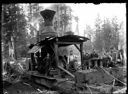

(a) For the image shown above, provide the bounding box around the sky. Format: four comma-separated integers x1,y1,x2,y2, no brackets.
66,3,126,35
40,3,126,36
21,3,126,37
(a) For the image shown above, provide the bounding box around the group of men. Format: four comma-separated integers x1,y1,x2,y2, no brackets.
59,50,79,72
59,48,125,72
29,47,124,76
83,48,124,69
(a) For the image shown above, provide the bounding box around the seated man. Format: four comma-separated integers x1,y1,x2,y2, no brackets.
90,50,99,68
83,53,90,69
91,49,98,58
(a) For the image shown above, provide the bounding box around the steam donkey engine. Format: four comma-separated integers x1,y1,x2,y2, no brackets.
28,9,89,93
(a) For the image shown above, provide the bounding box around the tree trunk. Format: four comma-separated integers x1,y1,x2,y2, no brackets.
64,7,66,33
1,5,4,59
9,38,15,60
13,36,17,60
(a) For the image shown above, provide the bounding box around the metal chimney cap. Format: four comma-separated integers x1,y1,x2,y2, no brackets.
40,9,56,20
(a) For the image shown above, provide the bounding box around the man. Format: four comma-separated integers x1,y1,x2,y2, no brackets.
38,53,50,75
67,50,77,72
117,50,123,66
111,48,118,65
91,49,98,58
83,52,90,69
90,49,98,68
30,53,36,71
106,51,113,67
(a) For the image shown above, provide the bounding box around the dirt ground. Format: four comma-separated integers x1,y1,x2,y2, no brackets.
3,78,59,94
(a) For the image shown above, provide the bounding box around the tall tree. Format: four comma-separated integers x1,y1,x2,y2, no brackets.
93,16,123,53
74,16,79,35
111,17,122,50
102,17,122,51
83,25,94,53
93,14,103,52
2,4,27,59
51,4,72,36
102,18,113,52
27,3,44,42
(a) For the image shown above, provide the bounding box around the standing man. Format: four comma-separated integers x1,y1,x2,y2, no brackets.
83,52,90,69
117,49,123,65
111,48,118,65
37,53,50,75
67,50,77,72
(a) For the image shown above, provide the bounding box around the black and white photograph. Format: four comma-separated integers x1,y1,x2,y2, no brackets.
2,3,126,94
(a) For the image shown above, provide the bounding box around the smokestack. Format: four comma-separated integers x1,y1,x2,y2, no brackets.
40,9,58,39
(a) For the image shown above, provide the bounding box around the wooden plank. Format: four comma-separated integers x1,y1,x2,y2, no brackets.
88,85,113,93
100,67,127,86
30,74,56,81
113,87,126,94
80,43,84,70
54,43,59,67
74,44,80,52
28,46,42,53
57,41,81,45
58,66,75,78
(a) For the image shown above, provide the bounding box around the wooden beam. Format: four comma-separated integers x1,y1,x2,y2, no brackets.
80,43,84,70
54,43,59,67
58,66,75,78
74,44,80,52
113,87,126,94
57,42,81,45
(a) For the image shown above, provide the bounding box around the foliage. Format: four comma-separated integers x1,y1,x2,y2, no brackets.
51,4,72,35
2,4,28,59
27,3,40,36
102,19,112,51
50,4,72,54
93,15,123,53
93,15,103,52
27,3,44,42
83,25,94,53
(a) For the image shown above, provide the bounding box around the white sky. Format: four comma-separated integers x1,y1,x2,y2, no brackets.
66,3,126,35
21,3,126,36
39,3,126,36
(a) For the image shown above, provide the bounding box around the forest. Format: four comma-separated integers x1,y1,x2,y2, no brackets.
1,3,126,63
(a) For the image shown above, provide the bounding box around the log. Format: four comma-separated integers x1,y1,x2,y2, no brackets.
113,87,126,94
58,66,75,78
88,85,113,93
